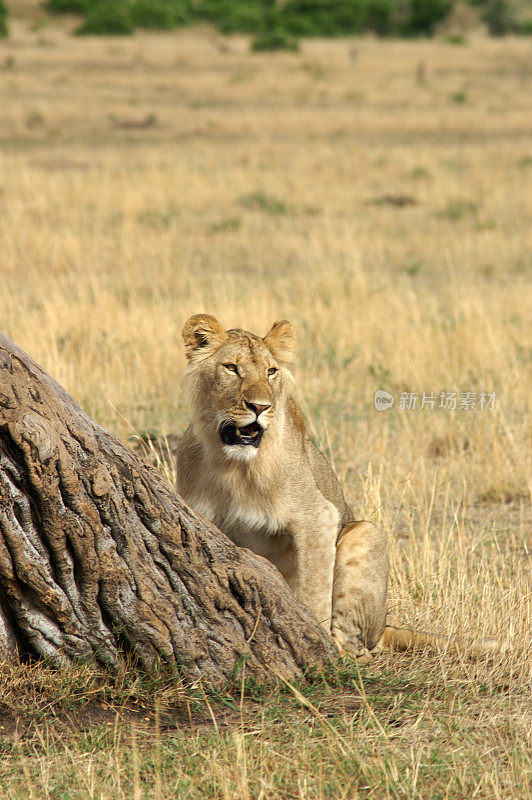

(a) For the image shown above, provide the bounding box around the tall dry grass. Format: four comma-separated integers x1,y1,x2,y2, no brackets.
0,10,530,798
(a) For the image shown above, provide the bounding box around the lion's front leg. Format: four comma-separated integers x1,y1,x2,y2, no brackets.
290,502,339,631
331,521,389,658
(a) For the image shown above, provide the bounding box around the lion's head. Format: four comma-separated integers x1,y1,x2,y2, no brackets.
182,314,295,461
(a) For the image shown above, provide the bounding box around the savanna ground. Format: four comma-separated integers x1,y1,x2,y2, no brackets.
0,2,531,797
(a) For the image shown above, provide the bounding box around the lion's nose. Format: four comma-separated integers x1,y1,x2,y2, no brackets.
244,401,271,417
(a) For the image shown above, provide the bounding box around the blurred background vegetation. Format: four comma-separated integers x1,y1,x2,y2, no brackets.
2,0,531,43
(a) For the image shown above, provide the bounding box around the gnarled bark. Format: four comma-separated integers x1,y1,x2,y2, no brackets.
0,333,336,686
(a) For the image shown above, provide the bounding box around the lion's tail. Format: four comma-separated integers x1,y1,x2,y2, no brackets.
378,625,507,659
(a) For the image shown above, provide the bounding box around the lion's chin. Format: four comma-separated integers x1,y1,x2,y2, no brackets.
222,445,259,462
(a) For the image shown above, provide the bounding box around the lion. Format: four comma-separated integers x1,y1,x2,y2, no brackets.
174,313,501,661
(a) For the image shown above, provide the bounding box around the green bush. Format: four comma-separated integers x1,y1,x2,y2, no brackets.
251,29,300,51
130,0,175,29
75,1,135,35
280,0,368,36
130,0,193,29
168,0,194,26
515,19,532,34
46,0,528,41
196,0,452,38
47,0,89,13
364,0,394,35
0,0,7,37
195,0,276,34
400,0,453,36
481,0,515,34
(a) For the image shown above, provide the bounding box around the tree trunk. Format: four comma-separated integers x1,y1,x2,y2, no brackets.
0,333,336,687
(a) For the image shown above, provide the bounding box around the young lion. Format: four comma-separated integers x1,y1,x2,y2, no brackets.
174,314,501,660
175,313,388,660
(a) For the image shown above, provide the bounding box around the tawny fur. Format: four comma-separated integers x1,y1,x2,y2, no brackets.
175,314,502,660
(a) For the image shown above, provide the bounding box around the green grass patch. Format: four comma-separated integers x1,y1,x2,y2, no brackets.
207,216,242,233
251,29,300,52
445,33,466,43
450,90,467,103
0,656,529,799
437,199,479,220
403,260,423,275
238,190,288,215
517,155,532,168
137,204,180,229
409,166,432,179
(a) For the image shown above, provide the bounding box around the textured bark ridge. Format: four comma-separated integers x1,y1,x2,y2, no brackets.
0,333,336,686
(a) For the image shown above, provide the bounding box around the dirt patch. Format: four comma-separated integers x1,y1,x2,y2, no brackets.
0,696,272,743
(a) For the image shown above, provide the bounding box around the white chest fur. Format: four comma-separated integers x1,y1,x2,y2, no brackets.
191,485,282,541
186,468,291,558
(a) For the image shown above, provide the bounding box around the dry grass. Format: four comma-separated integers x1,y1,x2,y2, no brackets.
0,5,531,798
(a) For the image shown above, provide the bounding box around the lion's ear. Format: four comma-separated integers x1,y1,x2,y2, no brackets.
182,314,227,360
263,320,295,366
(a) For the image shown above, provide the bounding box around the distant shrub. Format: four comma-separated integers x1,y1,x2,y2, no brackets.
168,0,194,26
195,0,276,34
75,1,134,35
400,0,453,36
251,29,299,51
481,0,515,34
45,0,528,40
280,0,369,36
130,0,176,29
364,0,395,34
130,0,193,29
515,18,532,34
47,0,89,13
197,0,453,38
278,0,433,38
0,0,8,37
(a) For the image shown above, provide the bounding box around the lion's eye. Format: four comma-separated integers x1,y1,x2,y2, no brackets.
268,367,277,377
224,363,239,374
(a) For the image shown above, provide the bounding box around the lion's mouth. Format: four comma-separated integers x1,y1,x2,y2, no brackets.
220,420,264,448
